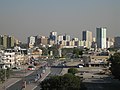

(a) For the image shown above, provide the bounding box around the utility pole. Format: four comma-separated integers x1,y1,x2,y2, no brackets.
4,68,6,90
22,55,26,89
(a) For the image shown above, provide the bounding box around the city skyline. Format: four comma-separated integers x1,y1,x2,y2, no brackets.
0,0,120,42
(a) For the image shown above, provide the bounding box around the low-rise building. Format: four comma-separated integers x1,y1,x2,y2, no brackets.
1,52,15,69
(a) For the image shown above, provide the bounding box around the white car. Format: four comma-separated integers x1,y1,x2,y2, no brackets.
77,64,84,68
78,65,83,68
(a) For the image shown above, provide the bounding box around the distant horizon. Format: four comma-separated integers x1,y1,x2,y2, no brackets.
0,0,120,42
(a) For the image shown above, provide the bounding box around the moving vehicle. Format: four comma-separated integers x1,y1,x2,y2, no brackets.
27,65,36,70
77,64,84,68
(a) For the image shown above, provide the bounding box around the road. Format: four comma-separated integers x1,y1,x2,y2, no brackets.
33,60,63,90
7,59,63,90
34,67,63,90
7,66,44,90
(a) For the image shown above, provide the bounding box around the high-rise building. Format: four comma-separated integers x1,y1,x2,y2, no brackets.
7,36,15,48
49,31,57,44
82,31,92,42
3,35,7,48
63,34,71,41
0,35,15,48
114,37,120,48
106,37,114,48
82,31,93,48
96,27,107,49
28,36,37,48
0,35,7,48
39,36,48,46
0,35,3,46
57,35,64,44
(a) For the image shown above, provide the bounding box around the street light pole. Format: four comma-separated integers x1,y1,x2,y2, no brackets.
4,68,6,90
22,55,26,89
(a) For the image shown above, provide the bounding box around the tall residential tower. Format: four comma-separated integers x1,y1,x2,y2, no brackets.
82,30,93,48
82,30,92,42
96,27,107,49
49,31,57,44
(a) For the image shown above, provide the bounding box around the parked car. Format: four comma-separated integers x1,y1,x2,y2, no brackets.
27,65,36,70
77,64,84,68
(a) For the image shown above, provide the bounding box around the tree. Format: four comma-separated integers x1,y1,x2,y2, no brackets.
48,45,59,57
0,68,11,83
73,48,80,58
41,47,48,56
79,50,83,58
61,48,73,58
40,73,83,90
61,73,81,90
6,68,11,79
0,69,5,83
110,52,120,79
68,68,78,75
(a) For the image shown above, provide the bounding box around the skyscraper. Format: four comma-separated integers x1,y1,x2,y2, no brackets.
82,31,92,42
0,35,15,48
57,35,64,44
0,35,3,46
96,27,107,49
114,37,120,48
39,36,48,46
49,31,57,44
63,34,71,41
82,31,93,48
7,36,15,48
3,35,7,48
28,36,37,48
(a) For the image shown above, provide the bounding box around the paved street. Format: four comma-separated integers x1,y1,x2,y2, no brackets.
6,67,43,90
33,61,63,90
0,59,62,90
0,62,46,90
0,65,34,90
25,67,51,90
33,67,63,90
1,60,120,90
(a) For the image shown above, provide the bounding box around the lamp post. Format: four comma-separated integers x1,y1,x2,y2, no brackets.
22,55,26,89
4,68,6,90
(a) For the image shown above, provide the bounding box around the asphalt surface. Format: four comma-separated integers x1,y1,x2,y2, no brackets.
6,66,44,90
34,67,63,90
33,61,64,90
6,60,50,90
7,59,63,90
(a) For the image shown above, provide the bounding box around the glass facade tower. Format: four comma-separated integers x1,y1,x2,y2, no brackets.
96,27,107,49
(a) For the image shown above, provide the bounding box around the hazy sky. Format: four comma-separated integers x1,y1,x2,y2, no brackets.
0,0,120,42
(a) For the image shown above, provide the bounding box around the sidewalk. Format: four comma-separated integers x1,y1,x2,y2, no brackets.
0,64,41,90
25,67,51,90
0,78,21,90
